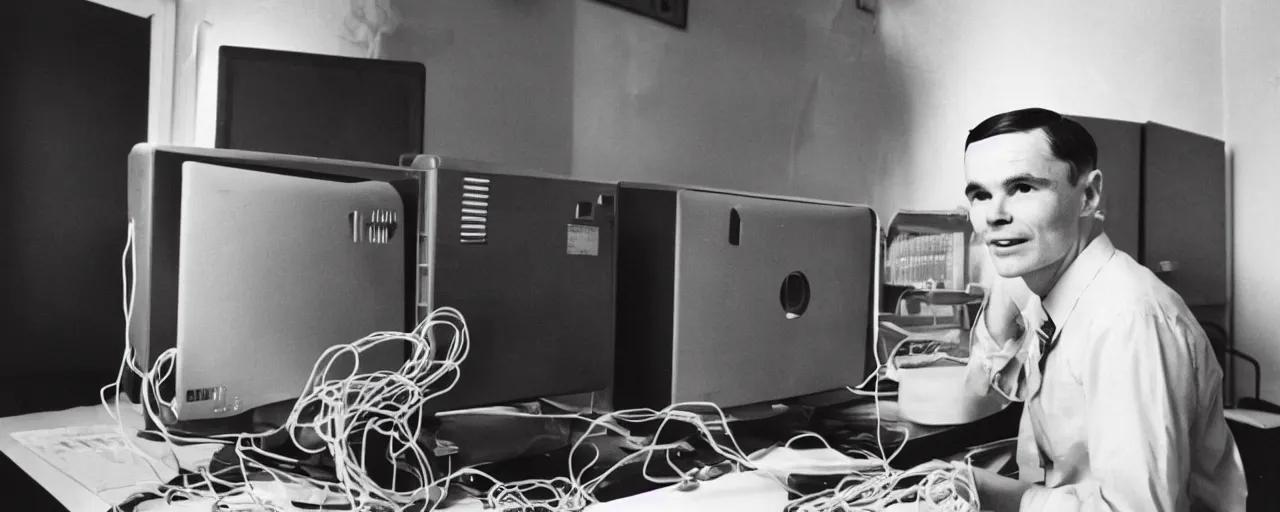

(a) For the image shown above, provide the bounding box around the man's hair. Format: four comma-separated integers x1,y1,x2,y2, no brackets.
965,108,1098,185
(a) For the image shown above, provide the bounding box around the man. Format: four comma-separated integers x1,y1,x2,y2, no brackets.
958,108,1247,511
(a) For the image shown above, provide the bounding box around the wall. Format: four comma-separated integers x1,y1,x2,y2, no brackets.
170,0,575,175
573,0,904,214
573,0,1224,224
384,0,575,174
1224,0,1280,401
171,0,369,146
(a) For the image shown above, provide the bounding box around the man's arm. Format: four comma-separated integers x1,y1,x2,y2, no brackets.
1016,310,1196,511
965,281,1034,401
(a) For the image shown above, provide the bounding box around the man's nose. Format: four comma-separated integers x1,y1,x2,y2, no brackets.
985,197,1011,226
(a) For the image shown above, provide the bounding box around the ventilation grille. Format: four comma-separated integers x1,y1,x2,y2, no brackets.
460,176,490,244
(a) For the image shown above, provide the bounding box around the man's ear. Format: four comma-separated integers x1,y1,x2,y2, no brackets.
1079,169,1103,218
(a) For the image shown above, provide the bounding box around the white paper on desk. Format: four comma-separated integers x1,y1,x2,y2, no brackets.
748,446,885,477
10,425,178,500
587,471,790,512
1224,408,1280,429
135,479,343,512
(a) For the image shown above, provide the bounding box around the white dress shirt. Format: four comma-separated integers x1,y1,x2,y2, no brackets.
966,233,1248,511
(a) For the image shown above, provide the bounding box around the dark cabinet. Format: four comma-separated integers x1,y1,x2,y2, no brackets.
1072,117,1143,262
1142,123,1228,307
2,0,150,415
1071,116,1228,307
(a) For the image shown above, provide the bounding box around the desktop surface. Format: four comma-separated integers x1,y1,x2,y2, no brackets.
0,396,1019,512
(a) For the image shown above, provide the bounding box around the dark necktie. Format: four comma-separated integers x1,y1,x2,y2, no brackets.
1037,313,1058,377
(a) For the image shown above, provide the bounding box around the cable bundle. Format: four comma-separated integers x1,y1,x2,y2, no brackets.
106,220,471,511
783,460,980,512
430,402,765,511
283,308,469,509
105,219,987,512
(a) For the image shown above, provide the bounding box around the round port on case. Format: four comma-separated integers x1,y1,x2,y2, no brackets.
779,271,810,319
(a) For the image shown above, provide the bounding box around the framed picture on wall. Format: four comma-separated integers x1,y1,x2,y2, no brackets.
592,0,688,29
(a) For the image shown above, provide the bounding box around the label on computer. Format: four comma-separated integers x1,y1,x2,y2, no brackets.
185,386,224,403
567,224,599,256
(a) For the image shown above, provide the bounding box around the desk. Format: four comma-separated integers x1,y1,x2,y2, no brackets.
1,399,1014,511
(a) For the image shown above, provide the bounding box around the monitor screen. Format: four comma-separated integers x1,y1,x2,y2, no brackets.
215,46,425,166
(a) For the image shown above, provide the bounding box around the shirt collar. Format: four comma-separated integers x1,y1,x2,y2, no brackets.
1041,233,1117,327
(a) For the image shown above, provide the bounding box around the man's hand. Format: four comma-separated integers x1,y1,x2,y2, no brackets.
983,277,1030,345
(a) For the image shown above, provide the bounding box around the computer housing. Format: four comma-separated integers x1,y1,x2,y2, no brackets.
126,145,617,425
612,182,879,412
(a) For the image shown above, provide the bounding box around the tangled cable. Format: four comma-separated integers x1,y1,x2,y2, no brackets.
104,219,986,512
105,219,471,511
784,460,979,512
430,401,768,510
283,308,470,509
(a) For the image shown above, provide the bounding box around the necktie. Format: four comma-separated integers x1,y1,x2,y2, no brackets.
1037,312,1058,377
1033,311,1058,470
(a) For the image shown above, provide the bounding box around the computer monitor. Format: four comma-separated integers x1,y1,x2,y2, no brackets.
215,46,425,166
612,183,879,411
127,146,617,426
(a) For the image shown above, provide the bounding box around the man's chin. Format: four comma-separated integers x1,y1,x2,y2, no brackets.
991,262,1032,279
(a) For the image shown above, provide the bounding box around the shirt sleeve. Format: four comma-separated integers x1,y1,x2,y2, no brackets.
965,300,1034,402
1018,310,1196,512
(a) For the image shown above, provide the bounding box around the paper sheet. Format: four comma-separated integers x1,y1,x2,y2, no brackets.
10,425,179,504
748,446,886,477
1224,408,1280,429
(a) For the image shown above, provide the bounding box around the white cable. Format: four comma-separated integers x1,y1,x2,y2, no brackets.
106,218,983,512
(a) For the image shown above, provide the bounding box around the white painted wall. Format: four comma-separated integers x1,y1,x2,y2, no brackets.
384,0,575,174
1224,0,1280,402
573,0,899,212
877,0,1223,216
573,0,1224,223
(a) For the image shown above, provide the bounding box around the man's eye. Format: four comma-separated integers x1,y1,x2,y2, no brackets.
970,192,991,202
1012,183,1034,194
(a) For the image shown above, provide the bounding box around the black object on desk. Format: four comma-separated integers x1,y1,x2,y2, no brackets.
809,398,1023,471
778,400,1021,509
1,451,68,510
784,470,928,509
450,432,738,504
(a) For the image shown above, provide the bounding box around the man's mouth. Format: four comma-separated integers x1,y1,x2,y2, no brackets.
989,239,1028,248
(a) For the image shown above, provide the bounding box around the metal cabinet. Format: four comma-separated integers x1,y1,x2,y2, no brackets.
1071,116,1228,307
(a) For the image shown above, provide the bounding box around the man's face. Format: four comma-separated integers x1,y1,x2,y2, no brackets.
964,130,1084,279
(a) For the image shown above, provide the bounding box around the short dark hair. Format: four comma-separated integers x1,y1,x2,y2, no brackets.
965,108,1097,185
